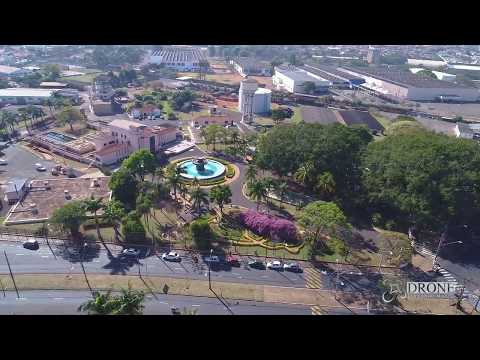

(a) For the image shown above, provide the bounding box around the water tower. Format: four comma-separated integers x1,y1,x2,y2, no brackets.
239,78,258,123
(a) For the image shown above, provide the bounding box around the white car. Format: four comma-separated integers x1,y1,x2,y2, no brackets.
162,251,181,262
0,159,7,165
35,163,46,171
266,260,284,270
122,248,140,257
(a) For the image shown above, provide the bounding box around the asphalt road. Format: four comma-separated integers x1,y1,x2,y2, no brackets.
0,290,311,315
0,240,309,288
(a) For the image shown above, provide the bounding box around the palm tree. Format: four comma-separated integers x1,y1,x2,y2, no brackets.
83,195,104,241
189,187,209,214
77,290,116,315
191,176,200,188
315,171,336,199
245,165,258,185
230,130,240,149
247,180,267,210
209,185,232,217
166,173,181,200
1,111,17,137
78,285,145,315
17,108,30,134
294,161,314,188
276,181,289,204
102,200,125,243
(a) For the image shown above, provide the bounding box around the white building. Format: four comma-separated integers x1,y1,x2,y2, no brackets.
130,104,162,119
93,119,177,165
273,66,332,93
230,58,272,77
407,58,447,69
3,178,28,205
0,88,61,105
238,87,271,114
149,47,206,72
0,65,31,79
340,66,479,102
409,68,456,82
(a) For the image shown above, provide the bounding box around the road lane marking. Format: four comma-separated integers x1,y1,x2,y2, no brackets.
158,301,169,305
53,298,64,300
192,305,200,307
41,256,49,258
15,254,25,256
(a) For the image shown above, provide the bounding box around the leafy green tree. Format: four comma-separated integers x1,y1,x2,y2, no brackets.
136,193,153,226
42,64,61,81
362,130,480,233
102,200,126,242
166,173,181,200
298,201,349,249
294,161,315,188
122,149,156,182
276,181,289,204
417,69,437,79
109,167,139,209
209,185,232,216
56,106,84,132
271,108,287,126
77,290,117,315
202,124,223,151
302,81,316,95
50,201,87,240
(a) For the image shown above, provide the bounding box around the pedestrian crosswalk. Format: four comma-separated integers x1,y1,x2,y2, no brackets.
311,306,324,315
304,267,323,289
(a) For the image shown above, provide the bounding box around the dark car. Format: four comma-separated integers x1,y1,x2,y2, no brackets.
227,255,241,267
248,260,266,270
23,239,39,250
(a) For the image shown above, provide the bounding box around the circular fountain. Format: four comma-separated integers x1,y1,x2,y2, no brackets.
177,157,226,181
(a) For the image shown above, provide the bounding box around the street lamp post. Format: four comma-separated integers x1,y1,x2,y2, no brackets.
208,249,213,290
433,238,463,270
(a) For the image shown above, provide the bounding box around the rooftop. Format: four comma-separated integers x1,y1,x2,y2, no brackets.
301,106,339,125
96,143,128,156
0,65,21,74
4,178,27,193
109,119,147,131
40,82,68,87
0,88,58,98
302,63,365,82
337,110,384,132
275,66,325,83
4,177,111,224
151,47,205,63
341,66,474,89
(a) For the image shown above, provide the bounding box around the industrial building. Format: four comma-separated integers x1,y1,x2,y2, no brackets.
149,47,206,72
230,58,272,77
0,65,31,79
239,85,271,114
409,68,456,82
454,122,480,140
0,88,68,105
300,64,365,88
339,66,479,102
272,66,332,93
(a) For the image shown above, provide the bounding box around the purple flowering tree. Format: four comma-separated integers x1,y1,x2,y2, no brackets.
239,210,297,243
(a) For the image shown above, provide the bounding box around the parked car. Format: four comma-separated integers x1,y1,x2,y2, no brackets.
122,248,140,257
226,255,240,267
283,262,302,272
23,239,39,250
266,260,284,270
205,255,220,264
0,159,7,165
35,163,46,172
248,259,266,270
162,251,181,262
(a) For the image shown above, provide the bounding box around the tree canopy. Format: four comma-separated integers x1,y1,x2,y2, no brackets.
109,167,139,209
50,201,87,239
255,123,372,207
362,130,480,232
122,149,156,181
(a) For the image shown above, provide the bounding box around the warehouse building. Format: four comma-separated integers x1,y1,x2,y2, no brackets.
300,64,365,88
339,66,479,102
272,66,332,93
230,58,272,77
0,65,31,79
0,88,61,105
149,47,207,72
409,68,456,82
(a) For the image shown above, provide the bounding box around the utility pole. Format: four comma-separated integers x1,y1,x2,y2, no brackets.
208,249,213,291
433,225,448,268
4,251,19,299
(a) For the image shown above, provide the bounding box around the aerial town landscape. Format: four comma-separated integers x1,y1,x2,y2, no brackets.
0,44,479,315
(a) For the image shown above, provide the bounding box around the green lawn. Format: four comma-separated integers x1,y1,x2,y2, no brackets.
59,73,101,84
291,106,303,124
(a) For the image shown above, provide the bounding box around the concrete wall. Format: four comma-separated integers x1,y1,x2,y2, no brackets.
407,87,479,102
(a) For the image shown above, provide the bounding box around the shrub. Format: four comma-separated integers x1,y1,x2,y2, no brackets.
190,217,213,249
384,220,396,231
238,210,297,243
372,213,383,227
121,211,146,244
